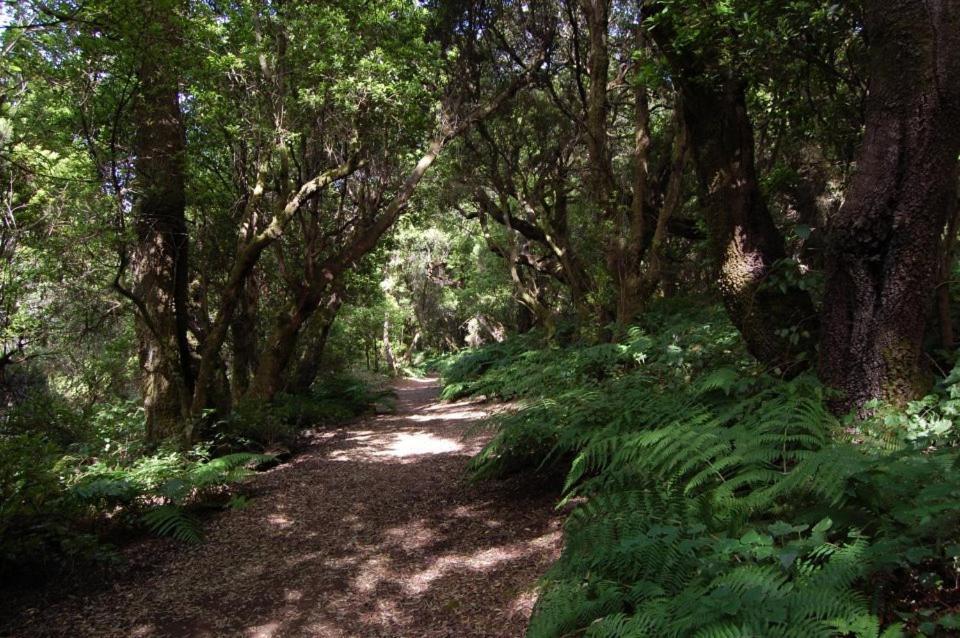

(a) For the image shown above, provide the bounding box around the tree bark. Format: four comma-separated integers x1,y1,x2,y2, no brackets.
129,1,192,442
650,9,817,369
286,292,342,395
684,77,816,370
229,275,260,401
634,113,688,307
383,314,396,373
580,0,615,213
819,0,960,412
188,156,361,418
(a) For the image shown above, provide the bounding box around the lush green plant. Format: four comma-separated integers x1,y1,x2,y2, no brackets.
69,449,272,543
0,433,98,579
444,302,960,636
0,396,273,579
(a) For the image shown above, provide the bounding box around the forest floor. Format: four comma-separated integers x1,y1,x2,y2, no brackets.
4,378,563,638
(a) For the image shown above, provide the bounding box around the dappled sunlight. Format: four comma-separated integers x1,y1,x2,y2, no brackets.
383,520,437,550
325,430,470,462
509,587,541,618
245,620,281,638
408,408,487,423
353,556,392,592
378,432,463,457
402,530,563,595
266,514,294,529
449,503,484,519
18,377,563,638
405,376,440,385
358,599,411,630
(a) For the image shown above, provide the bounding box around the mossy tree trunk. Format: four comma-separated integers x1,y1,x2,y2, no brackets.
680,76,817,370
650,8,817,370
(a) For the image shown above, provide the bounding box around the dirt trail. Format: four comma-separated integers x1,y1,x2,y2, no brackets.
7,378,562,638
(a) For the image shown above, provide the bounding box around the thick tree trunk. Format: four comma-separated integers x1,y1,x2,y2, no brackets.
245,285,324,401
678,75,816,369
651,7,817,371
819,0,960,413
937,205,960,352
130,1,192,442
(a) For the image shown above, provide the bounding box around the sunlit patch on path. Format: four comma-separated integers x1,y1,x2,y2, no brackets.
14,378,563,638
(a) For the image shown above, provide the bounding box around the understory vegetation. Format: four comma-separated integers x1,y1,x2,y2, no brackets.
0,371,389,583
441,303,960,636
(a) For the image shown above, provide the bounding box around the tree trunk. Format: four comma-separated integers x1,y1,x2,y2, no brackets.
581,0,615,213
677,75,816,369
651,7,817,371
383,314,396,373
229,276,260,401
129,1,192,442
819,0,960,413
633,114,688,309
245,284,324,401
287,294,342,395
937,204,960,352
403,329,422,365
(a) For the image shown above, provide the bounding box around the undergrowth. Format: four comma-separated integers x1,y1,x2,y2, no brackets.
443,301,960,637
0,372,389,583
217,373,395,450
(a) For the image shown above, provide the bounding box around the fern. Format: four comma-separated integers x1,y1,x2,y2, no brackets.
443,303,960,635
141,505,203,543
71,451,271,543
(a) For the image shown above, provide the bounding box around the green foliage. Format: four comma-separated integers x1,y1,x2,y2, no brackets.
141,505,202,544
443,301,960,636
0,433,90,576
70,449,272,543
218,374,395,449
0,391,272,578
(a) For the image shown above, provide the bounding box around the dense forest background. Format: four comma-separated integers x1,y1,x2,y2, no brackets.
3,0,960,635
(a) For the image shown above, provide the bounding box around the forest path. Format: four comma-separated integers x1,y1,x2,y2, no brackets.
13,378,562,638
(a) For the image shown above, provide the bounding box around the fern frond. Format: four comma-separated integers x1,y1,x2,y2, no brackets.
141,504,203,543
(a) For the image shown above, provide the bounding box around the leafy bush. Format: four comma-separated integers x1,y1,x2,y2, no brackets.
0,433,97,579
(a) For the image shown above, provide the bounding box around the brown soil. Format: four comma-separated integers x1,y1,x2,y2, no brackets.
4,379,562,638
